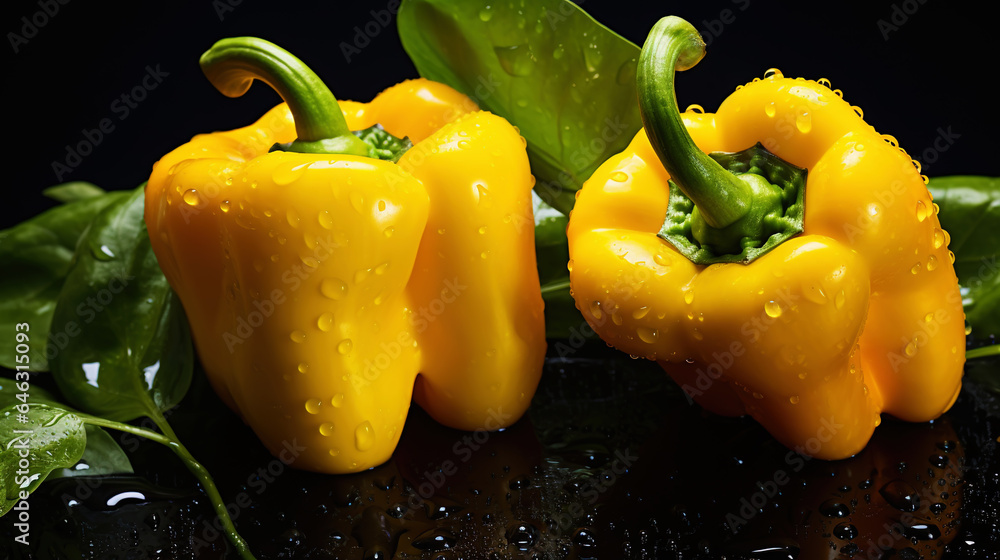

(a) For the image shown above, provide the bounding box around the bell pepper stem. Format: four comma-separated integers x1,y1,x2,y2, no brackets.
199,37,370,157
637,17,752,228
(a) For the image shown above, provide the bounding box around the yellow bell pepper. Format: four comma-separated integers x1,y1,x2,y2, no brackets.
567,18,964,460
144,37,545,473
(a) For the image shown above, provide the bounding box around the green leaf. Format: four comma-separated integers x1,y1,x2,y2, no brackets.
531,193,588,338
42,182,107,203
0,191,130,371
0,379,133,478
47,425,133,479
0,404,86,516
49,187,193,422
927,176,1000,337
353,124,414,162
398,0,642,214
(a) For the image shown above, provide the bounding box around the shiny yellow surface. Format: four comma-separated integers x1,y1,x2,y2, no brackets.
145,79,545,473
567,75,965,460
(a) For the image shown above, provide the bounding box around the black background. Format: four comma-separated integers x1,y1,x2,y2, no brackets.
2,0,998,229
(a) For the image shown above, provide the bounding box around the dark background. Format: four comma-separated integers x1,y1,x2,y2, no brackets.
2,0,997,229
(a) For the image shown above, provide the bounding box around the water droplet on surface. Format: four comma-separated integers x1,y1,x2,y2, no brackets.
318,210,334,229
317,313,334,332
789,395,800,404
182,190,200,206
637,327,658,344
220,200,230,213
833,522,858,540
286,209,300,228
632,306,650,319
478,5,493,21
764,102,776,117
880,480,921,511
331,394,344,407
328,448,340,457
610,171,629,182
355,421,375,451
764,300,783,318
795,111,812,133
273,163,306,185
933,228,945,248
494,44,536,77
926,255,938,271
321,278,348,300
904,339,918,357
819,499,851,517
319,423,334,436
904,523,941,541
506,523,539,550
337,339,353,355
350,192,364,213
763,67,783,79
297,362,309,373
301,255,320,268
290,331,306,343
589,300,603,319
916,200,928,222
305,399,321,414
752,392,764,400
683,290,694,305
910,262,921,275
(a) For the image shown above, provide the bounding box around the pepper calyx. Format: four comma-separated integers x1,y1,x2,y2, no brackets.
270,124,414,163
658,143,806,264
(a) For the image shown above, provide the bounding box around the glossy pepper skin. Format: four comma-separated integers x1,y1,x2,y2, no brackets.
567,18,964,460
145,39,545,473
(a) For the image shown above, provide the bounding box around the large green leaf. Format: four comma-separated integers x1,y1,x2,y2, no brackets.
398,0,642,214
0,404,86,516
49,187,193,422
928,176,1000,337
0,191,130,371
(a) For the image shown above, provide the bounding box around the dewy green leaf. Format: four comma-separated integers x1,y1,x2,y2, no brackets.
0,191,129,371
0,380,133,479
532,193,587,338
42,182,108,203
398,0,642,214
928,176,1000,337
0,404,86,516
47,425,133,479
49,186,193,422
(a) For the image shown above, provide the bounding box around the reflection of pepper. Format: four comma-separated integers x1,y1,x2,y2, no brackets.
566,18,964,460
144,38,545,473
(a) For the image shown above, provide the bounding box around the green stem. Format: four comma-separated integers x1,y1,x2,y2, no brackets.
145,405,256,560
199,37,370,157
540,279,571,295
637,17,751,228
967,344,1000,360
77,415,171,446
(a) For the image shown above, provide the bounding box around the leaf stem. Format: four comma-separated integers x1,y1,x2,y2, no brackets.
540,279,571,295
145,405,257,560
77,415,172,446
967,344,1000,360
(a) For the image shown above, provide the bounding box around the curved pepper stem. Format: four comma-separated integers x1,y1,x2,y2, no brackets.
200,37,371,157
637,17,753,228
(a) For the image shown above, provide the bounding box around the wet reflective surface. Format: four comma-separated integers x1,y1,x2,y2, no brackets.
4,344,999,559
